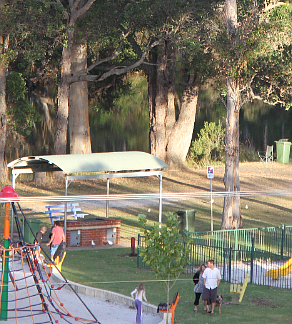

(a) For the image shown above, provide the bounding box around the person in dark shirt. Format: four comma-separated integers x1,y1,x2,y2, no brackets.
35,226,47,262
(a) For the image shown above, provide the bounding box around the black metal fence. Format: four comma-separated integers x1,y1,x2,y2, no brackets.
137,226,292,289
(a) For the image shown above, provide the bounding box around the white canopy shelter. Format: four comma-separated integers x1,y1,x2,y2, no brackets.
8,152,168,235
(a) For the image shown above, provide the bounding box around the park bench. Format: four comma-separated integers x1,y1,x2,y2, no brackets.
230,273,249,303
157,292,179,324
45,203,88,224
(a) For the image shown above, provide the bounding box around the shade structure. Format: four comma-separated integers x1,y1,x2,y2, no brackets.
8,151,168,176
8,152,168,236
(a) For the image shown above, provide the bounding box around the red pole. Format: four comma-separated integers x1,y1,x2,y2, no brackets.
0,186,18,321
131,237,135,255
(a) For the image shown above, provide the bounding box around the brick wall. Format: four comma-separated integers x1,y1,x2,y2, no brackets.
59,218,121,246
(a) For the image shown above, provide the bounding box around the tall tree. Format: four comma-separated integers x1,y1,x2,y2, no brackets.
0,0,9,181
0,0,63,182
147,40,201,167
218,0,292,228
127,1,217,167
54,0,96,155
222,0,242,229
69,37,91,154
54,0,167,155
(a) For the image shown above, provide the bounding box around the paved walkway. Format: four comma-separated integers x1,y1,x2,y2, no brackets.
2,256,163,324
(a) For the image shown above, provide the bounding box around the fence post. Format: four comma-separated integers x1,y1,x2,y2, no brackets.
235,227,238,262
229,248,232,282
223,248,226,281
250,236,254,284
281,224,285,259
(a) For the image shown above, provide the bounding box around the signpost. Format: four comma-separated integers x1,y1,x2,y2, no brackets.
207,166,214,232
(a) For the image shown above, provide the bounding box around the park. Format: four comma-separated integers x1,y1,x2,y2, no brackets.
1,159,292,323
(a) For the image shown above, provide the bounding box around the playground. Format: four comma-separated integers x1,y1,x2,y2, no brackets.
1,259,161,324
1,160,292,323
0,197,162,323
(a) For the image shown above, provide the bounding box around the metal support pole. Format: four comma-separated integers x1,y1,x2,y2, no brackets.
159,174,162,227
11,174,16,240
210,178,213,232
106,177,109,218
1,203,11,321
64,179,68,242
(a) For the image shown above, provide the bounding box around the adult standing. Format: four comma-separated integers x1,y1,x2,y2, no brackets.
202,259,221,316
131,283,149,324
193,263,207,312
46,221,65,261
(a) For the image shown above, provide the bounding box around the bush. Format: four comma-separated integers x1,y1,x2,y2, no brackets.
239,142,258,162
189,121,225,166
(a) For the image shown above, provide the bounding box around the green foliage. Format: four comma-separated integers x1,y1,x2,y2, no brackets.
247,4,292,109
6,72,40,136
189,121,225,166
138,213,191,288
239,142,258,162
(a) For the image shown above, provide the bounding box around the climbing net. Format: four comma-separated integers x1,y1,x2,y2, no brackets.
0,242,99,324
0,202,100,324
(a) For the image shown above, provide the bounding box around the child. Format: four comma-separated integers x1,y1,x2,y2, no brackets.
34,226,47,262
131,283,149,324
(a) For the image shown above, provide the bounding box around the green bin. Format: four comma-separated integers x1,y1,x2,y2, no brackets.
20,218,41,243
275,139,291,164
176,210,196,233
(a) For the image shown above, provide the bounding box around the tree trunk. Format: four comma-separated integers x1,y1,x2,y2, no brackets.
0,21,9,182
0,62,8,182
54,0,95,156
221,0,242,229
166,84,199,168
69,39,91,154
166,277,170,324
54,41,71,155
149,43,169,161
148,41,198,167
221,77,242,229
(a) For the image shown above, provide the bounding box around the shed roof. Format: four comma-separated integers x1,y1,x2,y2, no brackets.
8,151,168,175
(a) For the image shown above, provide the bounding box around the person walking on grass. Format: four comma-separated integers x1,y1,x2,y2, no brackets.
131,283,149,324
202,259,221,316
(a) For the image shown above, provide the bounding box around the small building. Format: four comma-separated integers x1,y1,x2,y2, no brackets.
59,217,121,247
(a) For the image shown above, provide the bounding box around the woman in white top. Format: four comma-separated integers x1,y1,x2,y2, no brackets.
131,283,149,323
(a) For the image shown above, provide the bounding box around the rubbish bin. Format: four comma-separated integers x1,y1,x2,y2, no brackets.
275,139,291,163
176,210,196,233
20,218,41,243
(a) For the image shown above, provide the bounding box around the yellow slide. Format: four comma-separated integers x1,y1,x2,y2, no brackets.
265,257,292,280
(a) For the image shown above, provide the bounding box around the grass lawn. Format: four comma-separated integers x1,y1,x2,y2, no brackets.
57,248,292,324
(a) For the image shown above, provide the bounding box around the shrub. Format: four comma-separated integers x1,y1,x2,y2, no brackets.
189,121,225,166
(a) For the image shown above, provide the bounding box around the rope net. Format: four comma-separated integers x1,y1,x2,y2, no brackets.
0,203,99,324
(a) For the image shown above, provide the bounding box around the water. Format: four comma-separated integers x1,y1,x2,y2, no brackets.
195,86,292,153
6,79,292,162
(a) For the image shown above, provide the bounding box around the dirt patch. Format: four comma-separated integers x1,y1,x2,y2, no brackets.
249,297,283,308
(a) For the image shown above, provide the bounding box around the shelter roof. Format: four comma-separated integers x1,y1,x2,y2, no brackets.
7,151,168,175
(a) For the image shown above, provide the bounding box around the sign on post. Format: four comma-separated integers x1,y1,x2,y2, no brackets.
207,166,214,179
207,166,214,232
